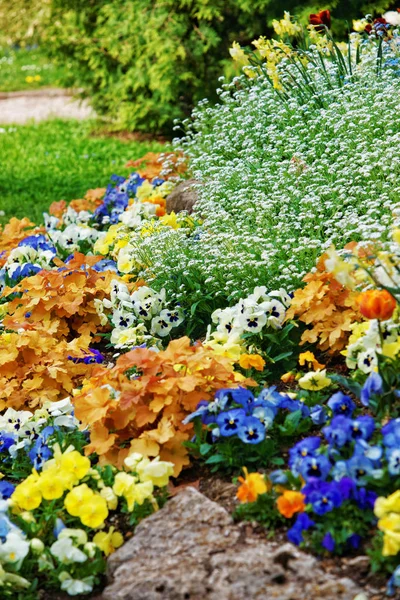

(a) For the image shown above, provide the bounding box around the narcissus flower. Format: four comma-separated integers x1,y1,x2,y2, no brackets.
236,467,269,503
276,490,306,518
358,289,396,321
239,353,266,371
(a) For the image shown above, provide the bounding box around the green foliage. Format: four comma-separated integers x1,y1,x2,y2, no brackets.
0,47,69,92
0,119,164,226
233,490,286,530
0,0,394,132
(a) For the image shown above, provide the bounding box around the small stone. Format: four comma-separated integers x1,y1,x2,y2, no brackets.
165,179,199,214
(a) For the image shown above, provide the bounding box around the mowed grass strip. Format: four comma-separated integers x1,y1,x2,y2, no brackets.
0,119,165,225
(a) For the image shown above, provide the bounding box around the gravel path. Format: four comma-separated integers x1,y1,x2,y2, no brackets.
0,88,95,124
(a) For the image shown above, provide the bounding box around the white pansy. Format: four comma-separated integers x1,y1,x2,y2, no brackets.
59,571,94,596
50,537,88,564
0,531,30,567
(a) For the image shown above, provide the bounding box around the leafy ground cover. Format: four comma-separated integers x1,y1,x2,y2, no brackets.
0,47,68,92
0,119,165,225
1,8,400,600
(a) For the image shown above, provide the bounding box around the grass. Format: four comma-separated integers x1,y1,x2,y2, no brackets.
0,46,69,92
0,119,165,225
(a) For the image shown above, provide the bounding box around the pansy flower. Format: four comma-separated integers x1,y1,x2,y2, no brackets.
299,454,331,481
360,371,383,407
287,513,315,546
237,416,266,444
323,416,352,448
289,437,321,475
349,415,375,442
216,409,246,437
303,480,342,515
327,392,355,417
346,455,382,486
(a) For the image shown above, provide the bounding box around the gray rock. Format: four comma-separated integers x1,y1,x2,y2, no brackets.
101,487,362,600
165,179,199,214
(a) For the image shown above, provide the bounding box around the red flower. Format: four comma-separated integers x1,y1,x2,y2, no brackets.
365,18,388,35
309,10,331,31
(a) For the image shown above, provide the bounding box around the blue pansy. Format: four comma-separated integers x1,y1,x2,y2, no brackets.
10,263,42,280
279,396,310,417
382,418,400,447
310,404,327,425
225,387,255,412
327,392,355,417
386,447,400,476
18,234,56,255
152,177,165,187
237,416,266,444
387,565,400,597
353,439,382,463
322,532,335,552
182,400,210,425
289,437,321,475
353,487,377,510
349,415,375,441
252,404,275,429
287,513,315,546
216,409,246,437
54,518,66,538
360,371,383,406
29,439,53,470
323,416,352,448
0,432,15,452
269,470,288,485
346,455,379,486
304,480,342,515
93,259,119,273
0,481,15,499
257,386,283,407
299,455,331,481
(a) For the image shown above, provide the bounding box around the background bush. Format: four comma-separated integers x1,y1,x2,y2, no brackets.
0,0,396,133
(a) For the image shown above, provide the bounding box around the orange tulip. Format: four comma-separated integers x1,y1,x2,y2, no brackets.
236,467,269,503
276,490,305,518
358,289,396,321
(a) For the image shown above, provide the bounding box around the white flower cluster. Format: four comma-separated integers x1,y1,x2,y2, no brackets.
129,38,400,308
205,286,291,357
96,280,185,350
48,223,101,254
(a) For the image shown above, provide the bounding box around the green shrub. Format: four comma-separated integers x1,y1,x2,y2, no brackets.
0,0,396,132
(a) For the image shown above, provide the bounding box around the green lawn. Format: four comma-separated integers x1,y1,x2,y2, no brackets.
0,119,165,225
0,47,68,92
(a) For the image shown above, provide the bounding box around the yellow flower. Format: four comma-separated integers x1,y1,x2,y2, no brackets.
298,351,325,371
239,353,266,371
159,212,180,229
298,369,331,391
60,451,91,483
113,472,137,497
93,527,124,556
64,484,94,517
375,491,400,518
37,472,65,500
99,486,118,510
136,180,154,201
378,513,400,556
229,42,249,65
353,19,366,32
12,474,42,511
135,456,174,488
79,495,108,528
25,75,34,83
272,12,302,37
236,467,269,503
124,481,154,511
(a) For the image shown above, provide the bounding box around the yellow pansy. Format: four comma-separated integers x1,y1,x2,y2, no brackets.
60,451,91,483
298,369,331,391
93,527,124,556
79,495,108,528
64,484,94,517
37,472,65,500
375,491,400,518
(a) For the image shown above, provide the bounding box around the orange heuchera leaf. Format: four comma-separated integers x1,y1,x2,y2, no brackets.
125,151,187,180
73,337,255,475
49,200,67,217
0,217,45,254
286,256,362,354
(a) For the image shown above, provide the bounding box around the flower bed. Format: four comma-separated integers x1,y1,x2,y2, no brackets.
1,9,400,599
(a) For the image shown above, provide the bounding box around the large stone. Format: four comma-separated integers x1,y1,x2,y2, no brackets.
100,487,362,600
165,179,199,214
